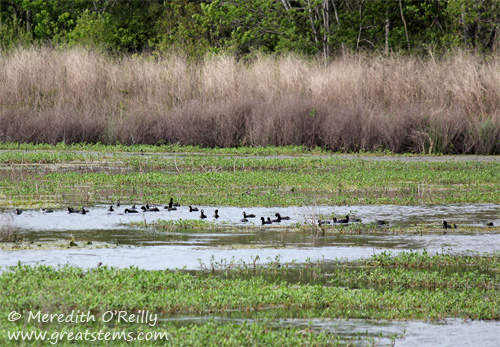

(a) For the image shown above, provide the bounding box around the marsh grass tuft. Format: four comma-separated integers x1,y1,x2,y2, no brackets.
0,213,18,242
130,218,218,232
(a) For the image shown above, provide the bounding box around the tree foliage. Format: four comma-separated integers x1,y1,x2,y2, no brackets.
1,0,500,56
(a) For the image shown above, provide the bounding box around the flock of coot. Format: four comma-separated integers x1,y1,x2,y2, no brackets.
11,200,496,228
11,198,292,226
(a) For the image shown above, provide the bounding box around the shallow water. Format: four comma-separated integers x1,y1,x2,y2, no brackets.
1,204,499,270
2,230,500,271
164,313,500,347
0,245,395,270
5,203,500,231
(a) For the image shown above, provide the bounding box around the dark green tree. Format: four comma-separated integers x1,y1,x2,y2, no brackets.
199,0,314,56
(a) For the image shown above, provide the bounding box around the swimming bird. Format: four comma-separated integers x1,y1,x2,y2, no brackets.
243,212,256,218
318,220,331,226
15,208,22,215
200,209,207,219
275,213,290,220
169,197,180,207
271,216,281,222
116,200,120,207
334,215,349,224
376,220,388,226
78,207,88,214
241,217,249,223
68,207,79,213
213,209,219,219
141,206,159,212
443,221,456,229
166,198,179,210
40,208,53,213
261,217,272,225
124,208,139,213
131,204,136,209
189,206,199,212
108,206,114,212
486,222,494,226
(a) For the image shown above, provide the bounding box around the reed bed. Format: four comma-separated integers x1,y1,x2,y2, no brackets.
1,47,500,154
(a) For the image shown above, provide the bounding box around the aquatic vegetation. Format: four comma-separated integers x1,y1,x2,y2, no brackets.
0,251,498,345
0,318,349,346
0,151,98,164
0,252,498,319
292,219,500,235
130,219,218,232
2,151,500,207
0,142,327,156
365,250,500,271
0,240,118,251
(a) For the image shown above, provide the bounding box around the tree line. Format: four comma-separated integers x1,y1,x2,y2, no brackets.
1,0,499,57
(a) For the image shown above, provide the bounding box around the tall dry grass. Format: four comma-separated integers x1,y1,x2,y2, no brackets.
1,47,500,153
0,213,17,242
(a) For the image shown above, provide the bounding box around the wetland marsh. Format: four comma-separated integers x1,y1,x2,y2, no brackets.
1,144,499,346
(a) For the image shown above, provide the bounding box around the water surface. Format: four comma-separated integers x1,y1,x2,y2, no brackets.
1,204,499,270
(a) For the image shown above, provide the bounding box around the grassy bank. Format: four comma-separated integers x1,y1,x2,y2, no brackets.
0,251,498,346
2,48,500,154
1,147,500,207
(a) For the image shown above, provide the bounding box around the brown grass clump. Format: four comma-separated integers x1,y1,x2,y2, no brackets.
1,47,500,154
0,213,18,242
